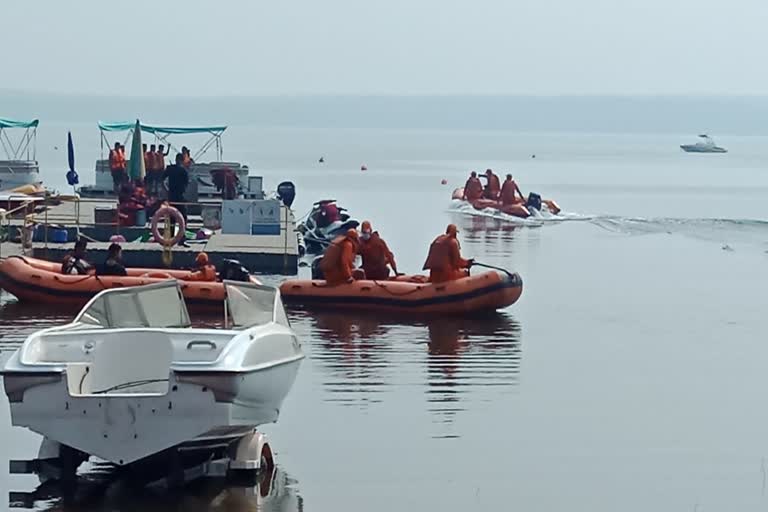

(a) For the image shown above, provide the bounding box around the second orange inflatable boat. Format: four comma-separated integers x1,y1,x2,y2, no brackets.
0,256,260,309
279,270,523,315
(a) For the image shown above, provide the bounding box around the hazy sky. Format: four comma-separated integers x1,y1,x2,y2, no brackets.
4,0,767,96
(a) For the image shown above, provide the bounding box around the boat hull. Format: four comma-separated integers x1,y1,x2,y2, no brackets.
680,144,727,153
451,188,561,217
280,270,523,315
2,360,302,465
0,256,260,309
0,160,41,190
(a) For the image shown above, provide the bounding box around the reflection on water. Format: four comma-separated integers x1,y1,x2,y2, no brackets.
0,294,72,353
8,466,302,511
292,310,522,437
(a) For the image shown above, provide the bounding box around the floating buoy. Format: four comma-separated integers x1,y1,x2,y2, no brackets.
441,179,448,185
531,154,536,159
361,164,367,171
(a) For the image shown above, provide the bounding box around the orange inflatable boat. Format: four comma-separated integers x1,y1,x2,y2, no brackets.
452,188,561,218
0,256,260,309
279,270,522,315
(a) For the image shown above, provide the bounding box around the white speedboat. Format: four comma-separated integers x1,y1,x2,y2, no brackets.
680,134,727,153
0,118,42,189
1,280,303,482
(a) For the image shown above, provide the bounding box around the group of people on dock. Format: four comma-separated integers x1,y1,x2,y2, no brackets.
462,168,525,206
61,239,215,281
108,141,193,228
317,221,473,285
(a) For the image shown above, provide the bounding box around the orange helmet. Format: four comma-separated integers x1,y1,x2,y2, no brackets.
196,252,209,265
446,224,459,236
361,221,372,233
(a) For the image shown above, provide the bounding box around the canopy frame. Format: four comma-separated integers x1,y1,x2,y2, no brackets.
0,124,37,161
98,121,226,162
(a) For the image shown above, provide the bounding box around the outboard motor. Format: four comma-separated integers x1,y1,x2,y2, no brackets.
311,256,325,280
526,192,542,211
218,259,251,282
276,181,296,208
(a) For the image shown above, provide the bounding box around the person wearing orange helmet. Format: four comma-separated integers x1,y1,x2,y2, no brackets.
462,171,483,201
358,220,399,280
320,228,360,285
184,252,217,281
422,224,473,283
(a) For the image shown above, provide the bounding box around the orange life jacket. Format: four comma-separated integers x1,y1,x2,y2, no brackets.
358,232,394,279
464,177,483,201
500,179,519,205
109,149,126,171
321,235,357,285
422,234,469,283
185,265,217,282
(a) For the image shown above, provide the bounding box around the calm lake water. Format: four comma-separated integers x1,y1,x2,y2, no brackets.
1,123,767,510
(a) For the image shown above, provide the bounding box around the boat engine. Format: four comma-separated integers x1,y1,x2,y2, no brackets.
526,192,542,211
276,181,296,208
218,259,251,282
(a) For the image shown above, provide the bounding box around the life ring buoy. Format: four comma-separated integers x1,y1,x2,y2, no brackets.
151,205,185,247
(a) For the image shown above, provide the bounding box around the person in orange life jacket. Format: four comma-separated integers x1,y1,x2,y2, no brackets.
462,171,483,201
482,169,501,200
320,229,359,285
184,252,217,282
358,221,399,280
109,142,127,192
500,174,525,205
422,224,473,283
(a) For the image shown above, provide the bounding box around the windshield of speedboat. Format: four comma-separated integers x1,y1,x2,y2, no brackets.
225,281,289,329
75,281,191,329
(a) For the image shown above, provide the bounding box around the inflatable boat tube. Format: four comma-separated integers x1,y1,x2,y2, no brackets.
279,270,522,315
0,256,260,309
451,187,560,218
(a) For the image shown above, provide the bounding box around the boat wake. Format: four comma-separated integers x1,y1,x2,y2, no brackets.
448,200,594,226
590,216,768,249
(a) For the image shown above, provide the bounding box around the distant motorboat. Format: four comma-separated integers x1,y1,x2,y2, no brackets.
680,134,727,153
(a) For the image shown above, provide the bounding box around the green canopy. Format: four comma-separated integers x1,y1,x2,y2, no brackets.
0,118,39,129
127,120,146,181
98,121,226,134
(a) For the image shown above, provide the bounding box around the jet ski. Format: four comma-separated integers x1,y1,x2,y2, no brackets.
297,200,359,254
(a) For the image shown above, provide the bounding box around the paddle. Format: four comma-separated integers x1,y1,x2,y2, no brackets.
470,261,515,278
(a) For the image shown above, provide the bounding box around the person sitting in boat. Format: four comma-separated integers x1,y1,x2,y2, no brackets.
184,252,217,282
462,171,483,201
482,169,501,200
320,229,360,285
61,239,93,275
500,174,525,206
109,142,127,193
422,224,473,283
358,221,399,280
97,243,127,276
